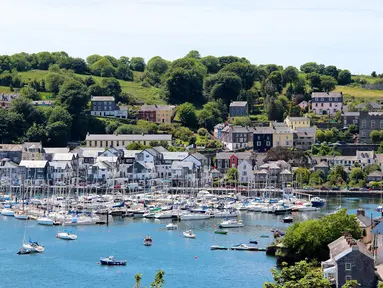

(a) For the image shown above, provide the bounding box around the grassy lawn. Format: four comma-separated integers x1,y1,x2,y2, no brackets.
0,86,11,93
334,85,383,100
17,70,164,104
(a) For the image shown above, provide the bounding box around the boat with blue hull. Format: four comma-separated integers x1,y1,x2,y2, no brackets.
99,256,127,266
311,197,326,207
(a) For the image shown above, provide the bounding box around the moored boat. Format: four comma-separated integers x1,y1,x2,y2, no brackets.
166,223,178,230
14,211,29,220
37,216,54,226
99,256,127,266
57,229,78,240
219,219,244,228
1,208,15,216
214,230,228,235
183,230,196,238
143,236,152,246
283,216,293,223
311,197,326,207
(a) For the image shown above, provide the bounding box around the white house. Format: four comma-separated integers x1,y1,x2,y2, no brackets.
237,160,254,183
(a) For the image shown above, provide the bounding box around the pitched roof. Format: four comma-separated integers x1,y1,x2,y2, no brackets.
49,161,70,169
356,101,381,109
254,127,274,134
171,161,194,170
328,234,373,260
315,161,329,168
216,152,234,160
312,92,342,98
91,96,115,101
80,148,104,158
285,116,309,122
151,146,168,153
191,152,207,160
43,148,69,154
140,104,175,111
19,160,48,168
85,134,172,141
342,112,360,117
357,214,372,227
0,144,22,152
162,152,189,161
52,153,76,161
367,171,383,177
229,101,247,107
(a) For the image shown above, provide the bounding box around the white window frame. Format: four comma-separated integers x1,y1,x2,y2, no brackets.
345,263,351,271
345,276,352,282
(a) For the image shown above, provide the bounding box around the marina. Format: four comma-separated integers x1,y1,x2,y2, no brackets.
1,191,382,287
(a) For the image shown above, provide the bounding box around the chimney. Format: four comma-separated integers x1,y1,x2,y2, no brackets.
356,208,365,217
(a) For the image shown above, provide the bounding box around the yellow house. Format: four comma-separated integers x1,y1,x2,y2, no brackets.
85,134,172,148
155,105,176,124
284,116,310,130
269,122,294,148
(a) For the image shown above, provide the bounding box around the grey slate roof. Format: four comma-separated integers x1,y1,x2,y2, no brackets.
85,134,172,141
357,214,372,227
229,101,247,107
356,102,381,109
312,92,342,98
91,96,115,101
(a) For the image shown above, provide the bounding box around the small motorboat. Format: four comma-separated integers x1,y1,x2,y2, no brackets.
260,234,269,238
14,211,28,220
377,205,383,212
231,244,250,251
166,223,178,230
144,236,152,246
57,230,78,240
283,216,293,223
99,256,127,266
311,197,326,207
210,245,228,250
183,230,196,238
219,219,244,228
214,230,228,235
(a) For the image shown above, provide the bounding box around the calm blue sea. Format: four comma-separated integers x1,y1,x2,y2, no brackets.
0,196,381,288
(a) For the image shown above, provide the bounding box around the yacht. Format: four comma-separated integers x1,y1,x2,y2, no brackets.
14,211,28,220
261,205,273,213
273,204,292,215
219,219,244,228
166,223,178,230
213,210,238,218
57,229,78,240
296,203,320,212
37,216,54,226
180,213,211,221
1,208,14,216
100,256,127,266
19,239,45,254
154,211,173,219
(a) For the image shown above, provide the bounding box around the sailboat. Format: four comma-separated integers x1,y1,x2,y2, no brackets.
14,185,28,220
18,212,44,254
56,189,77,240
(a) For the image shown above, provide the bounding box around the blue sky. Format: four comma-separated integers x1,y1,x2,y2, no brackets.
1,0,382,74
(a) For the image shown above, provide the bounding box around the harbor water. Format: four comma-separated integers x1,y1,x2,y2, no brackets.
0,196,382,288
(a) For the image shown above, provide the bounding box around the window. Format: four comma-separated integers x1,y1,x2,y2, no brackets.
371,120,375,128
362,131,366,137
329,103,332,107
321,103,324,107
362,120,367,128
380,120,383,129
266,141,270,146
329,97,332,101
345,263,351,271
345,276,352,282
257,141,261,146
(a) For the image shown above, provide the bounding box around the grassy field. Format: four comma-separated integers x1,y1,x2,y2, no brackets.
0,86,11,93
334,85,383,100
17,70,165,104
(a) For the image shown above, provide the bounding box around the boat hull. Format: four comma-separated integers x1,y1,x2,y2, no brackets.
100,260,127,266
14,214,29,220
311,201,325,208
57,233,77,240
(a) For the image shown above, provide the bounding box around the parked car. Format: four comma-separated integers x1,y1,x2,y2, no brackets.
303,186,314,191
349,187,359,191
331,187,340,191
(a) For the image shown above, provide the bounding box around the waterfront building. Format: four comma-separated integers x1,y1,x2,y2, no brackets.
31,100,55,107
43,147,70,161
213,123,226,141
215,152,253,174
19,160,51,185
322,233,375,288
0,144,23,164
311,92,343,115
366,171,383,183
229,101,248,117
298,100,309,110
359,111,383,143
313,161,330,177
50,161,72,183
0,158,21,186
90,96,128,118
85,133,172,148
139,104,176,124
355,209,372,244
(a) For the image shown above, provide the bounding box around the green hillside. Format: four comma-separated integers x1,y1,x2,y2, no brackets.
17,70,165,104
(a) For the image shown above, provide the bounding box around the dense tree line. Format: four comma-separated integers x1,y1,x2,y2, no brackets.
0,50,361,147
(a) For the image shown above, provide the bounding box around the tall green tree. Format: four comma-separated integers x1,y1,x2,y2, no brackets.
300,62,319,73
320,75,337,92
221,62,260,90
204,72,242,106
130,57,146,72
338,70,352,85
201,56,220,74
20,86,40,100
177,102,198,128
185,50,201,59
146,56,169,75
47,121,70,147
282,66,299,86
324,65,339,79
197,101,225,130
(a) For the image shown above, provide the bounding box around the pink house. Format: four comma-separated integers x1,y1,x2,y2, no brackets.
311,92,343,115
298,101,309,110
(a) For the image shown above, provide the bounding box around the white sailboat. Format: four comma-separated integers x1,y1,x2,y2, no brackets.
57,197,77,240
